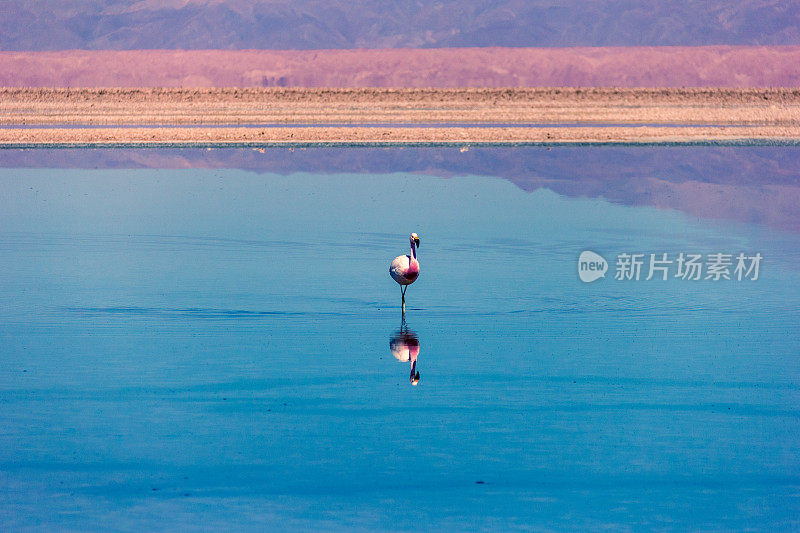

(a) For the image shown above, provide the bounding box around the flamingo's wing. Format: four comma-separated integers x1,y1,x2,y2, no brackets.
389,254,411,283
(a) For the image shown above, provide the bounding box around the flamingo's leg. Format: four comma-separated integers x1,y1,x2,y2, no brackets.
401,285,406,316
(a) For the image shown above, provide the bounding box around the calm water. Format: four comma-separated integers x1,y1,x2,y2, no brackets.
1,147,799,531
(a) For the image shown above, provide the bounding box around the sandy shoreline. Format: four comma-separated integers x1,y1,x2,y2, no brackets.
4,126,800,147
2,88,800,145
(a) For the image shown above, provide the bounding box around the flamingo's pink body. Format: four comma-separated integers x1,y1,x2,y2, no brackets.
389,233,420,314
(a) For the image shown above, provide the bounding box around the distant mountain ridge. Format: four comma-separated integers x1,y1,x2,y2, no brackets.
1,0,799,50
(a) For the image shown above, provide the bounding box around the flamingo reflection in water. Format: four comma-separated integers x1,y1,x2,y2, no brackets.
389,321,420,386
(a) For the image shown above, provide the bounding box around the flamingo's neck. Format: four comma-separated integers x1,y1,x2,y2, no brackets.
410,239,417,261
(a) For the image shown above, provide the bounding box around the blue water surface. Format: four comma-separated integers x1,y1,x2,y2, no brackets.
0,147,798,531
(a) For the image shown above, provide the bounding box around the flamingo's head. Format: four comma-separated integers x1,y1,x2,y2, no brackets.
410,233,420,248
410,372,420,386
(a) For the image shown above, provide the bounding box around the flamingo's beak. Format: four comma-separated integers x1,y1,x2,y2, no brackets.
414,237,420,247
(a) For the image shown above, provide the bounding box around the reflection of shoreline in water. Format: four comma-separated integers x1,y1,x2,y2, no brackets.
2,146,798,232
389,324,420,386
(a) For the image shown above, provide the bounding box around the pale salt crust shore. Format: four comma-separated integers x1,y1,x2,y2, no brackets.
2,88,800,145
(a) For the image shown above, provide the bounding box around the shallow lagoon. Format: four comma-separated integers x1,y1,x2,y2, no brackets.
1,147,799,530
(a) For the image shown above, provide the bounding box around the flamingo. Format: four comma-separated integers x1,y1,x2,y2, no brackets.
389,233,420,315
